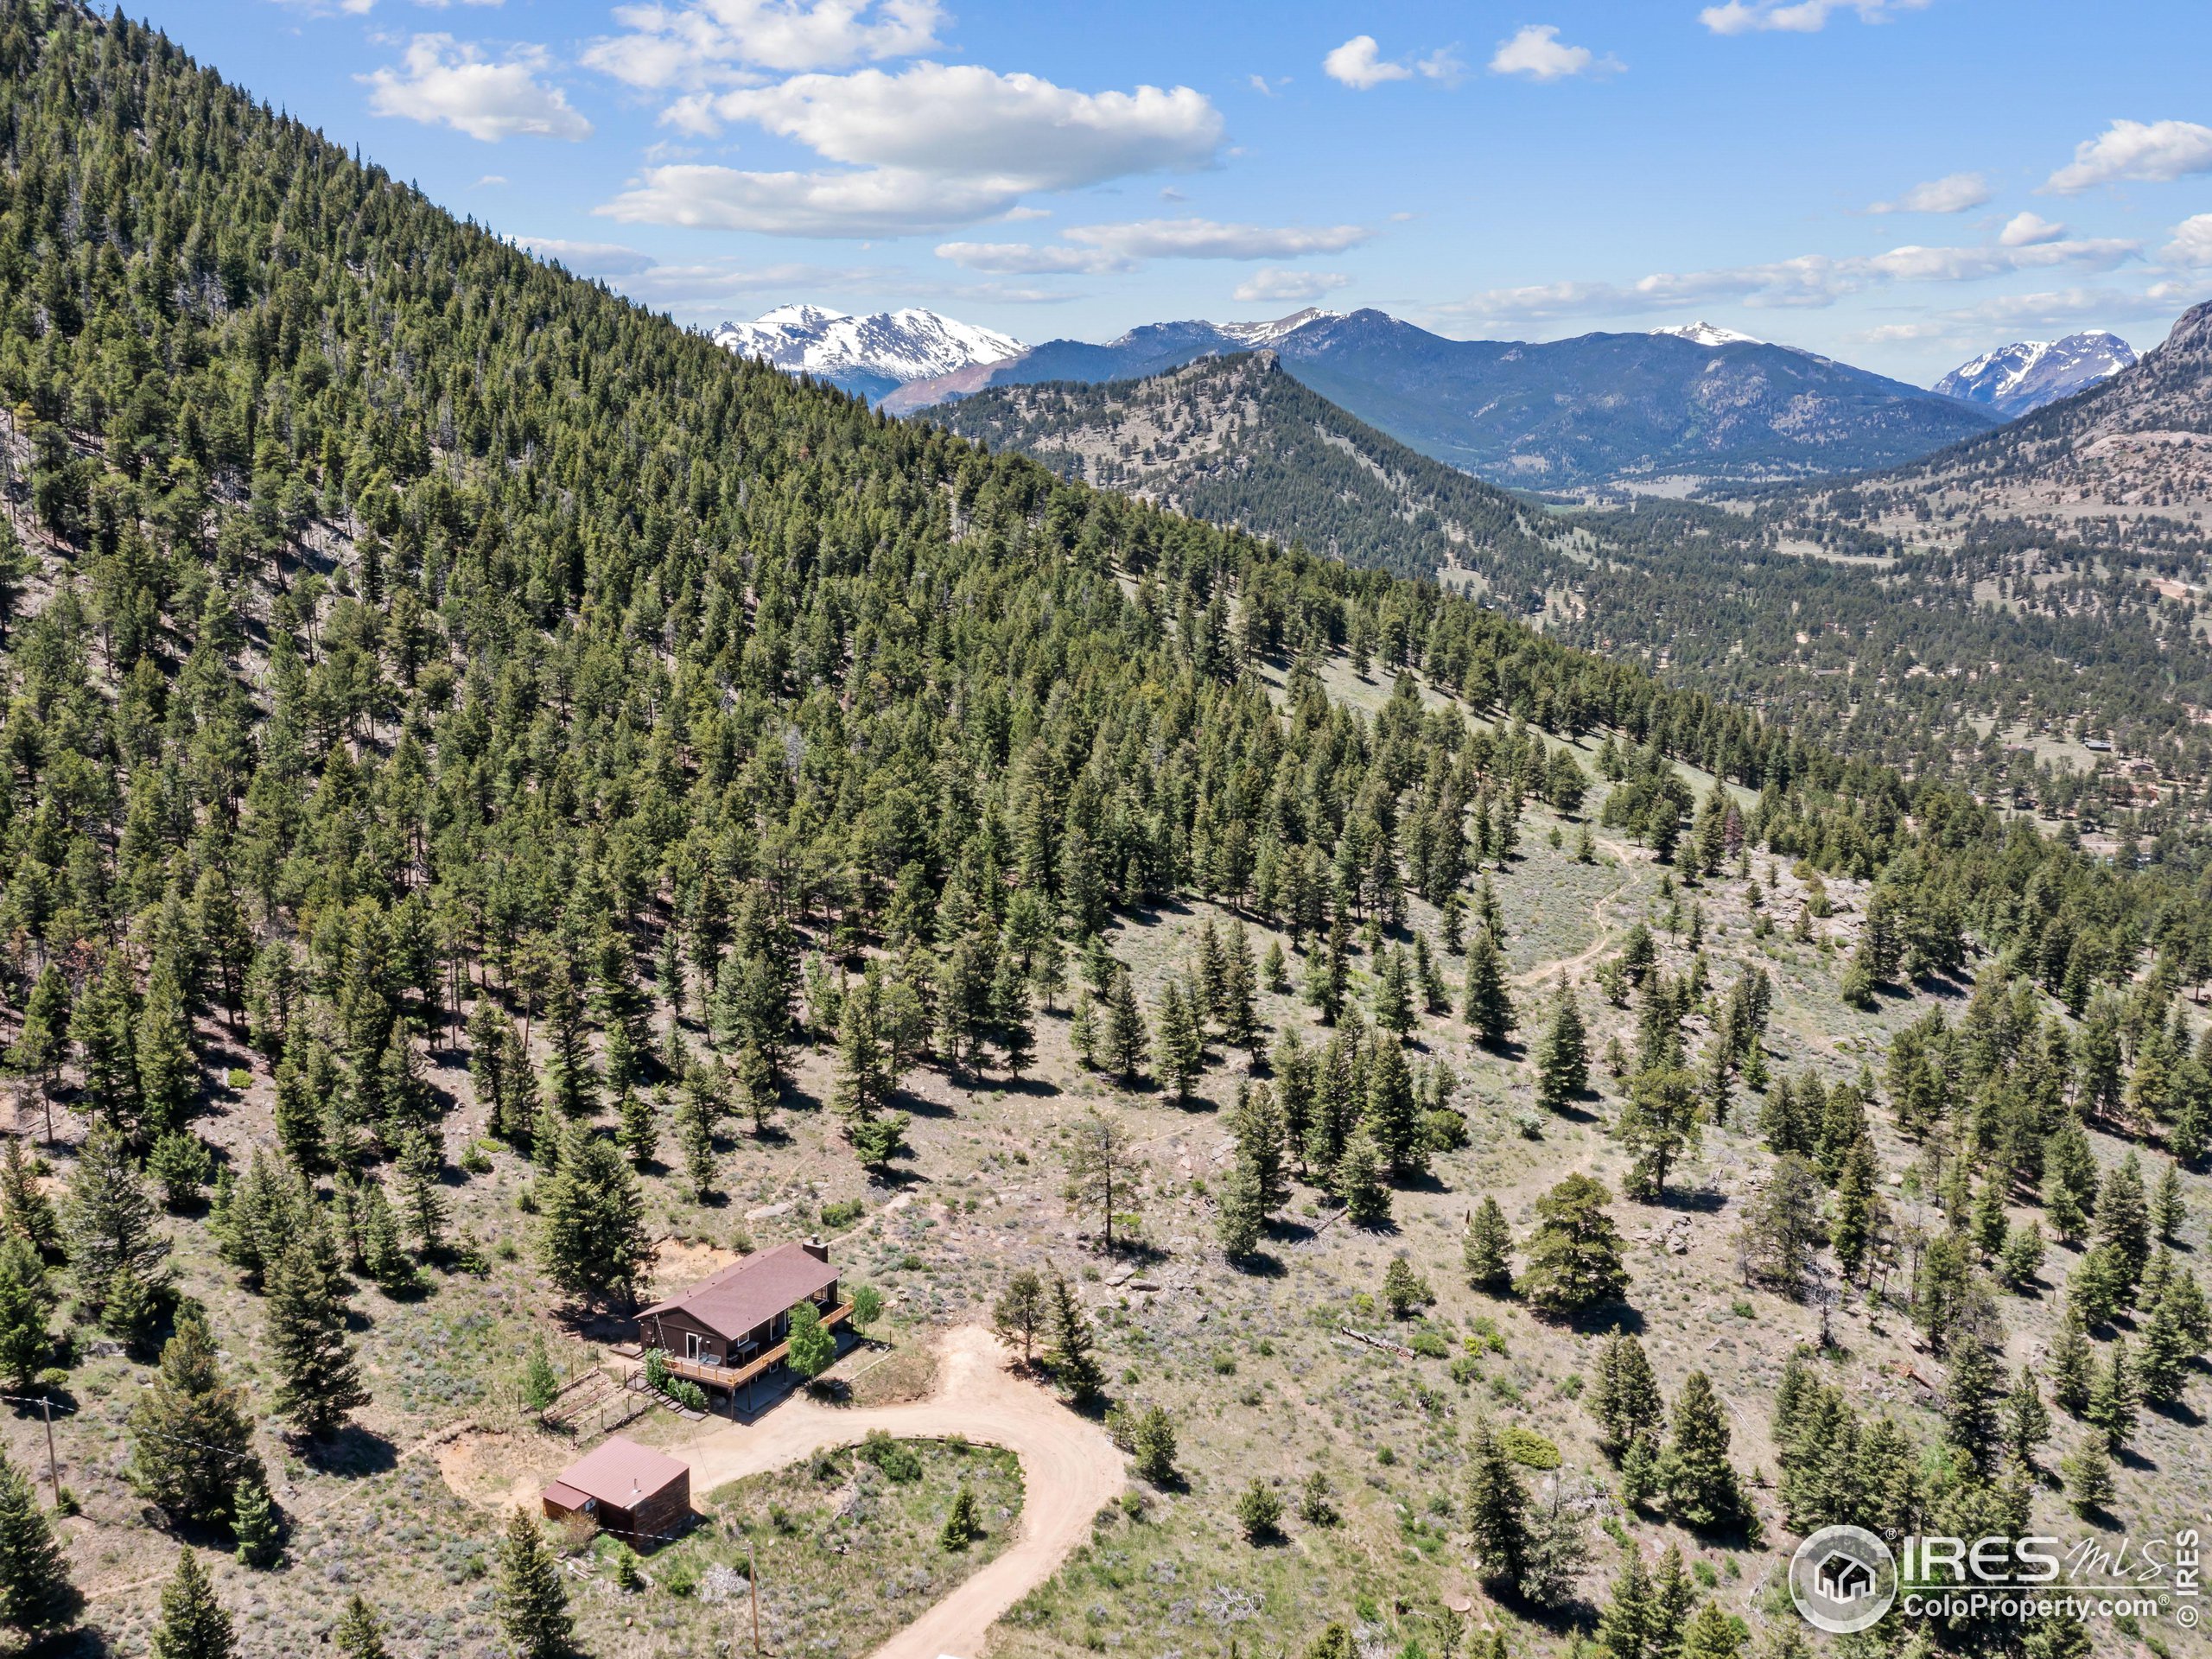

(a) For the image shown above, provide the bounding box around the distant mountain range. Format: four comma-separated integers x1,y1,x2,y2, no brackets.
890,307,1999,487
714,302,2056,488
710,304,1023,404
1933,331,2137,418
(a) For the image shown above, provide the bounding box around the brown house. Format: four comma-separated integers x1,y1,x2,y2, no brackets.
639,1239,841,1370
541,1435,690,1545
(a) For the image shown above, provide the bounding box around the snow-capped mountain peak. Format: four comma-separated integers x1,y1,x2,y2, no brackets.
710,306,1025,399
1218,308,1343,347
1934,331,2136,418
1653,321,1762,347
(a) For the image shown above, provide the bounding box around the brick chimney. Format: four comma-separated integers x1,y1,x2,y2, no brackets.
802,1236,829,1262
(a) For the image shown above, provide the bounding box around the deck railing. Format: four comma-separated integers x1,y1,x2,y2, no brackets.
655,1302,853,1392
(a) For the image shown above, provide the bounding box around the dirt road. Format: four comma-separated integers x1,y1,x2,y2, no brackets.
666,1325,1122,1659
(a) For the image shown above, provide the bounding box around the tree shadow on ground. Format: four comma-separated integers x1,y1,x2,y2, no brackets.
301,1423,397,1478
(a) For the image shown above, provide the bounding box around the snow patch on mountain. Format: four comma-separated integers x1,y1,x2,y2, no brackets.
1218,308,1344,347
1653,321,1763,347
1934,331,2137,418
711,306,1025,389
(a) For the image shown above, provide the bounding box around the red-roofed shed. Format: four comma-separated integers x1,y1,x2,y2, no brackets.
541,1435,690,1544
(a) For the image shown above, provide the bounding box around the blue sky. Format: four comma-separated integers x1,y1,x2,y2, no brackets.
135,0,2212,383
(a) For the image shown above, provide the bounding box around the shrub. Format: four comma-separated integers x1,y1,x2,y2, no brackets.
460,1142,494,1175
1497,1426,1561,1469
660,1555,700,1596
820,1199,865,1230
1424,1109,1470,1152
1409,1329,1451,1359
856,1430,922,1484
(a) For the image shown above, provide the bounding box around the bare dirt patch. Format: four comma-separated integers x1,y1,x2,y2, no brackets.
436,1428,571,1514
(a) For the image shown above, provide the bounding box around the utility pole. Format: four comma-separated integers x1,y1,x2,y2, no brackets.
40,1397,58,1509
749,1541,762,1656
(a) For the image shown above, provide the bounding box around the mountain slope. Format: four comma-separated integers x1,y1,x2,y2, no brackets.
1932,330,2136,417
937,349,2212,788
711,304,1023,402
897,308,1998,487
936,352,1558,587
0,13,2207,1659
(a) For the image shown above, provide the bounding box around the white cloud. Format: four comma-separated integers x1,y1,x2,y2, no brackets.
517,237,657,276
1440,235,2140,323
600,63,1223,237
416,0,508,10
361,35,592,142
1064,219,1369,260
935,219,1369,276
1233,270,1351,303
1867,171,1989,214
2045,118,2212,194
2163,213,2212,268
1488,25,1618,82
1700,0,1927,34
1323,35,1410,90
582,0,944,92
1998,211,2066,247
270,0,376,16
932,242,1130,276
475,174,509,187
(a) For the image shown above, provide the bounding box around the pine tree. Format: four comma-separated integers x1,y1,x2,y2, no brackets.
1618,1065,1701,1201
0,1448,78,1639
4,966,69,1144
537,1126,652,1313
1463,1196,1514,1293
1829,1140,1879,1281
1230,1083,1290,1215
2084,1338,2137,1451
1065,1114,1139,1254
940,1483,982,1550
1336,1128,1390,1228
1942,1338,2004,1477
1597,1546,1653,1659
1659,1370,1744,1530
137,969,199,1137
2003,1367,2051,1471
393,1129,446,1257
1233,1478,1283,1541
494,1510,574,1659
1216,1153,1267,1258
1535,992,1589,1113
1462,1419,1529,1591
130,1311,263,1529
1678,1604,1744,1659
1132,1405,1179,1484
1104,973,1149,1086
1517,1173,1629,1313
1363,1039,1423,1179
1153,982,1204,1101
151,1548,235,1659
333,1596,391,1659
2095,1153,2151,1305
2050,1302,2093,1415
992,1269,1047,1366
2061,1434,2114,1517
617,1087,658,1166
229,1478,279,1567
0,1236,54,1391
1463,930,1516,1050
1373,948,1414,1039
0,1137,60,1258
70,955,143,1137
1046,1273,1103,1405
1591,1333,1664,1460
265,1220,370,1440
65,1118,172,1331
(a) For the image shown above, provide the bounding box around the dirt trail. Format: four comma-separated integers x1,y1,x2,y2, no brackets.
1510,837,1639,989
666,1325,1122,1659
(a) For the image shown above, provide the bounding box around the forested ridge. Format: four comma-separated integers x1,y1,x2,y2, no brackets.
946,355,2212,819
0,3,2208,1655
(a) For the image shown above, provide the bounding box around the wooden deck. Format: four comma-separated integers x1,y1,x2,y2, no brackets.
657,1303,853,1393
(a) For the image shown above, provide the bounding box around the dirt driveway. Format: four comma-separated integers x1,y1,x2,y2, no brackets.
665,1325,1123,1659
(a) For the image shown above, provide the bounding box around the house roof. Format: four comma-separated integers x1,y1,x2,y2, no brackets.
639,1242,837,1342
549,1436,688,1509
